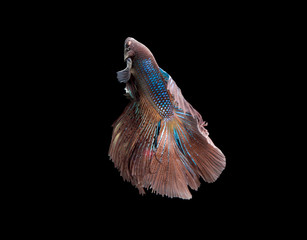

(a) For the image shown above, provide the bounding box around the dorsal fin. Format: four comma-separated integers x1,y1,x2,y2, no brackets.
162,68,210,138
159,67,170,84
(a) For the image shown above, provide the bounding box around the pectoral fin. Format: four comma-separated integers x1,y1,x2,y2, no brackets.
116,58,132,83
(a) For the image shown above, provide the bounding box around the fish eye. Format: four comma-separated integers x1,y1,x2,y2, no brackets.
125,41,131,49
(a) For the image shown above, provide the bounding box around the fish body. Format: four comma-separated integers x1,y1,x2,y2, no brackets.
132,57,173,118
109,37,226,199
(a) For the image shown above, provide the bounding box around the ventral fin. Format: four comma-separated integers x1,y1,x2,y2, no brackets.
117,58,132,83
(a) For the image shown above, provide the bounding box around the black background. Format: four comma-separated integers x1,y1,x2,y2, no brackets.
30,4,284,231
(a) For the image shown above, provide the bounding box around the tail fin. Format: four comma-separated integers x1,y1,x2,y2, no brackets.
172,108,226,183
109,103,200,199
146,115,201,199
109,98,225,199
146,109,225,199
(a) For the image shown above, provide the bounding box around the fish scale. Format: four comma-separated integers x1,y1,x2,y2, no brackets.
134,57,173,118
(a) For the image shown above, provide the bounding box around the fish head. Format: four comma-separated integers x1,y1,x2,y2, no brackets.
123,37,153,61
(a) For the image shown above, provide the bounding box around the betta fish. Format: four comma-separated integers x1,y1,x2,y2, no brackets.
109,37,226,199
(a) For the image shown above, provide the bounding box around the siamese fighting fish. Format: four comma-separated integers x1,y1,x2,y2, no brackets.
109,37,225,199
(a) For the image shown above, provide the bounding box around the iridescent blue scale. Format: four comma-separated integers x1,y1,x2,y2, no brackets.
134,58,173,117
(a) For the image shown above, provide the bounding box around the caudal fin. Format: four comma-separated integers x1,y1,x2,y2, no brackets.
146,108,225,199
109,99,225,199
173,108,226,183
